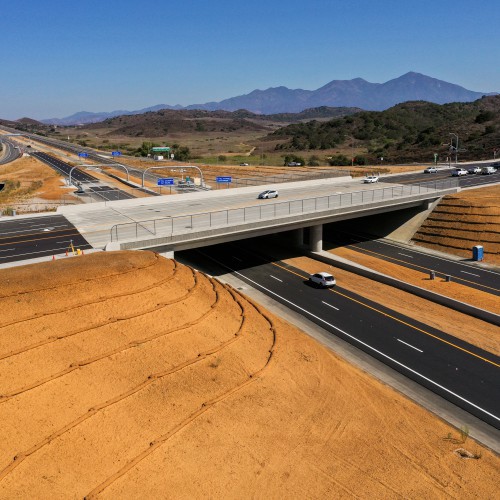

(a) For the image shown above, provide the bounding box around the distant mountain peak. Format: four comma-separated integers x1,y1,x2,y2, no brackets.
40,73,496,125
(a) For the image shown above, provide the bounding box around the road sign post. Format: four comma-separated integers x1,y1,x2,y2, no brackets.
216,176,232,189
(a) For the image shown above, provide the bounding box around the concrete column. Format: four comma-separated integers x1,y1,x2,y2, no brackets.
309,224,323,252
293,227,304,247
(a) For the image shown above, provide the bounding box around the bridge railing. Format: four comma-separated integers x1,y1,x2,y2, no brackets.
109,178,459,242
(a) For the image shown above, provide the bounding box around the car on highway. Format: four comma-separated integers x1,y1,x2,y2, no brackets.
467,166,482,174
309,272,336,288
481,166,497,175
424,167,438,173
257,189,279,199
239,162,249,166
363,175,379,183
287,162,302,166
451,168,468,177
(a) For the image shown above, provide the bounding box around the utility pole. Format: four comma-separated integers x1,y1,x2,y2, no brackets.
449,133,459,164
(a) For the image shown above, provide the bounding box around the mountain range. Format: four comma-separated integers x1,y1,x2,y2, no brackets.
42,72,495,126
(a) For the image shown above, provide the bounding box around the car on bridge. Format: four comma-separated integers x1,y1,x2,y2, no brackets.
258,189,279,199
467,166,482,174
481,166,497,175
309,272,336,288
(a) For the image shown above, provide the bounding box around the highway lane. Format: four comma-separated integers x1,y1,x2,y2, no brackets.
381,166,500,188
180,242,500,429
0,137,22,165
324,229,500,296
31,151,100,183
0,214,92,264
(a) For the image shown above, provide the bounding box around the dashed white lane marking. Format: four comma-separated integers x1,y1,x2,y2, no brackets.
322,301,339,311
460,270,480,277
397,338,423,353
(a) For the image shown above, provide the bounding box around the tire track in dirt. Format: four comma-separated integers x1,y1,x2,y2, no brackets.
0,282,245,483
83,284,277,499
0,251,164,299
0,266,196,364
0,258,180,329
0,272,216,402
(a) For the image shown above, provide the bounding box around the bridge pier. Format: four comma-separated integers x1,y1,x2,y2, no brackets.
292,227,304,247
309,224,323,252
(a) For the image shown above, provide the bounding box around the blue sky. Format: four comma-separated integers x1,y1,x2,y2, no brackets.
1,0,499,120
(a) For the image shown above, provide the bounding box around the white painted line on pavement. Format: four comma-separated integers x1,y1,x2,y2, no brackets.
270,275,282,282
397,338,423,352
231,268,500,424
398,253,413,258
460,271,480,277
322,301,339,311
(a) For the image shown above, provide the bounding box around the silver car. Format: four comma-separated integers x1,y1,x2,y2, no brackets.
309,272,336,288
258,189,279,199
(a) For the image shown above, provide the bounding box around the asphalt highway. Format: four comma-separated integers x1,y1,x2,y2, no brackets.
0,137,22,165
181,242,500,430
0,214,92,264
381,165,500,188
324,230,500,296
31,151,100,183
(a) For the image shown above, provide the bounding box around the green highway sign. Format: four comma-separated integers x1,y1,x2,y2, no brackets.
151,147,170,152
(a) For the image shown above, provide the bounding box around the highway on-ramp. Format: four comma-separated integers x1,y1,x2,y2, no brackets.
181,242,500,430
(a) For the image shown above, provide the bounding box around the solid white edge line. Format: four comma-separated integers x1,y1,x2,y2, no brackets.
398,253,413,258
270,275,283,282
232,268,500,423
397,338,423,353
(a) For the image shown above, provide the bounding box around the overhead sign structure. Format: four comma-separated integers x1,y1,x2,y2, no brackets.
216,176,232,183
111,151,121,156
157,178,175,186
78,152,88,158
151,147,171,152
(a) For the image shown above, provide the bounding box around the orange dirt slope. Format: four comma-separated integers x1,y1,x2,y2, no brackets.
0,251,498,498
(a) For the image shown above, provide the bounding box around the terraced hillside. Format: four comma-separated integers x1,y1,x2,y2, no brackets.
0,251,498,498
412,185,500,265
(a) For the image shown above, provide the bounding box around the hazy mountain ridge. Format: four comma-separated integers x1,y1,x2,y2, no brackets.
39,72,495,125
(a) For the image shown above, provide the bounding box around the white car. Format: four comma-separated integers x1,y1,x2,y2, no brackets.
481,166,497,175
452,168,468,177
467,166,482,174
424,167,438,173
258,189,279,199
309,272,336,288
363,175,379,183
240,163,249,166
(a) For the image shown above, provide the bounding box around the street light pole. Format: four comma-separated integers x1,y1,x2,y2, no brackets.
449,133,459,165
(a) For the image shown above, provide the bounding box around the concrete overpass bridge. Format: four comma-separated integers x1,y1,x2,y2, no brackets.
58,176,459,258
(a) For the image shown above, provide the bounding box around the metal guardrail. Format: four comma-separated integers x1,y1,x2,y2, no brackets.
109,178,458,242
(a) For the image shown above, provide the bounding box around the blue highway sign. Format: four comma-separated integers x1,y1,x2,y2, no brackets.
157,178,175,186
78,152,88,158
111,151,121,156
216,176,232,183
